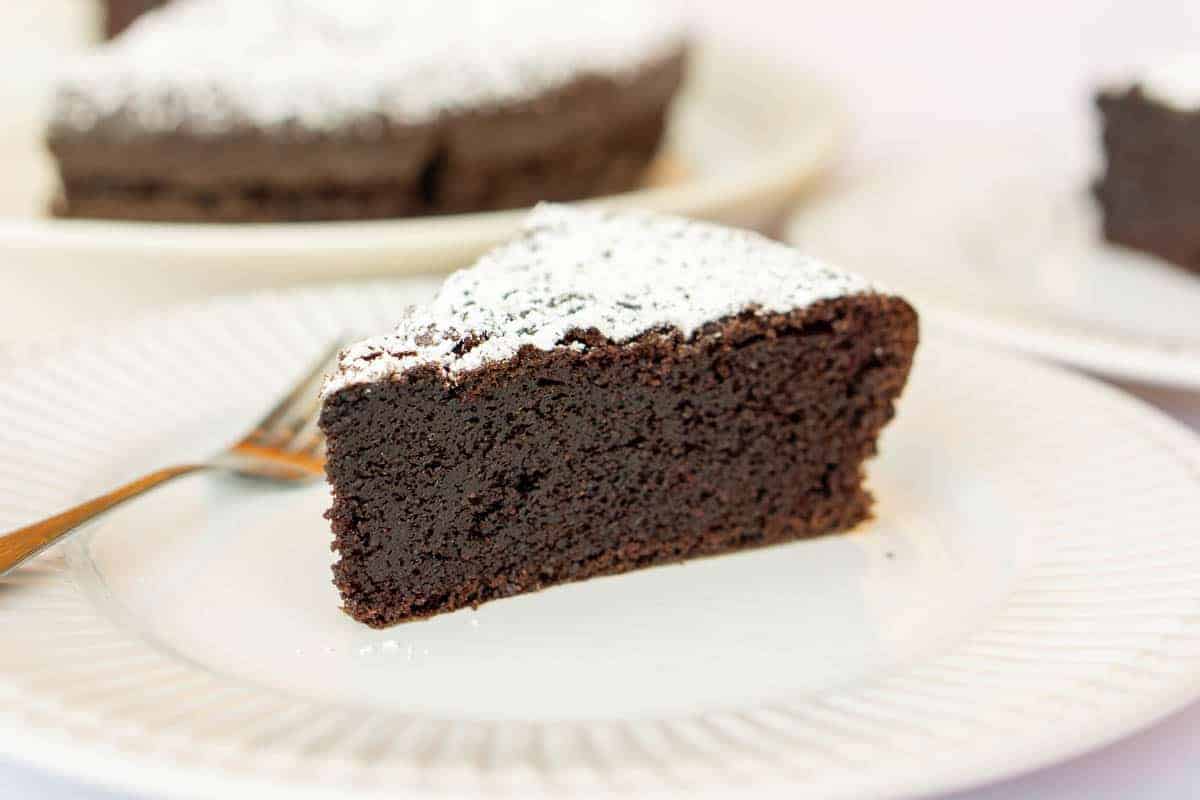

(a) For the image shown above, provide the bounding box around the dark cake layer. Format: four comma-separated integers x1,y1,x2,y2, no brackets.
1095,87,1200,274
49,53,684,222
320,294,919,627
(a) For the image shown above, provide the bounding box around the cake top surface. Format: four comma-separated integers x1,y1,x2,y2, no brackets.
324,205,876,395
53,0,686,136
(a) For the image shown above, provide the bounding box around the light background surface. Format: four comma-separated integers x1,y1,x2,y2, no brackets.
3,1,1200,797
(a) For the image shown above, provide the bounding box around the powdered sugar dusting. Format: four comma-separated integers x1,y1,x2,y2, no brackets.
1133,54,1200,110
52,0,686,135
324,205,876,395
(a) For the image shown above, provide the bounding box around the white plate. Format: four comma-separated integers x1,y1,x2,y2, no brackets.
786,141,1200,391
3,283,1200,800
0,45,840,340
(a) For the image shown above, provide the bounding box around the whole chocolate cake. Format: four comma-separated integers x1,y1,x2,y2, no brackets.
1095,58,1200,275
320,206,919,627
50,0,687,222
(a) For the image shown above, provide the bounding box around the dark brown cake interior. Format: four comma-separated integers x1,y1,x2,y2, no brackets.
1095,86,1200,274
321,294,918,628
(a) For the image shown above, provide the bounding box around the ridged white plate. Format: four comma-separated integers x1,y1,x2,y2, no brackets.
786,139,1200,391
0,44,840,341
3,283,1200,800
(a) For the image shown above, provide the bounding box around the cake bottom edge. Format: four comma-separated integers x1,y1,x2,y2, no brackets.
337,495,874,629
1096,212,1200,275
49,111,670,223
50,155,657,224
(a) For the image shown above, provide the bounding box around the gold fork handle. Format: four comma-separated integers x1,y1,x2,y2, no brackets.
0,465,208,578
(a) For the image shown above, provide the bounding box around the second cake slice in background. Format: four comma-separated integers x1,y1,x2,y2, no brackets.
1095,59,1200,275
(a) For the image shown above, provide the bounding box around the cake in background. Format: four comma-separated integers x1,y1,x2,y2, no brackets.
320,205,918,626
1095,57,1200,276
103,0,166,38
49,0,687,223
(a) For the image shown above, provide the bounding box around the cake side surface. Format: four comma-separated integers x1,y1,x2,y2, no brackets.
1095,85,1200,274
322,296,918,627
319,207,917,626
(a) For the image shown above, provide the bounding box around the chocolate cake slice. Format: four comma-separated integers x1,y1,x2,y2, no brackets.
320,206,919,627
1095,61,1200,274
49,0,686,222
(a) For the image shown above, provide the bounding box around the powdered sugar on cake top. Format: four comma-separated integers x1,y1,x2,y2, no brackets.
1133,55,1200,110
324,205,876,394
52,0,686,135
1104,54,1200,110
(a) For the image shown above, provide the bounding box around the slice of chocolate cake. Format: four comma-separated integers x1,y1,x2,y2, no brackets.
1095,60,1200,274
320,206,919,627
50,0,687,223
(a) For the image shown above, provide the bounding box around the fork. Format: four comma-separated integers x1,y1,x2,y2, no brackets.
0,341,344,578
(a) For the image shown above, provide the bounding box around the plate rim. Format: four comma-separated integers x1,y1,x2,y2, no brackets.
924,304,1200,391
3,284,1200,799
784,151,1200,392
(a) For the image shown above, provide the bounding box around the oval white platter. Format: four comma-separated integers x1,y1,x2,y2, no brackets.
2,282,1200,799
787,140,1200,391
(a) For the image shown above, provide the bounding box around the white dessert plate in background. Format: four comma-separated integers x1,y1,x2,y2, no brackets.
0,45,840,335
786,138,1200,391
3,282,1200,799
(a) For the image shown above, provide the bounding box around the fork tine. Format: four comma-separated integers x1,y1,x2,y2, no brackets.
256,392,323,448
245,340,346,447
285,411,325,456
